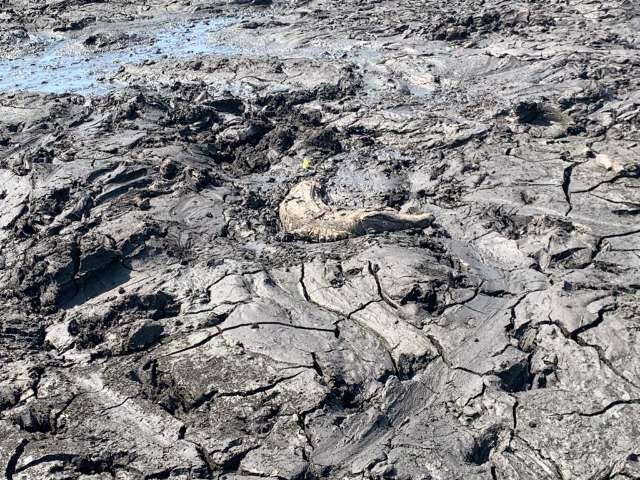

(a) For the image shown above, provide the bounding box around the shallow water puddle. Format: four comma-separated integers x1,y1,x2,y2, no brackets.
0,17,236,95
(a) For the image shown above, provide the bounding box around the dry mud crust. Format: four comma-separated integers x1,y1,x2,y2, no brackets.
1,0,640,479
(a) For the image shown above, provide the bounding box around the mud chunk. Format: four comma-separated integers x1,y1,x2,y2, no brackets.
305,127,342,154
82,32,142,52
125,320,164,353
0,386,20,411
52,16,96,32
514,101,547,125
160,159,180,179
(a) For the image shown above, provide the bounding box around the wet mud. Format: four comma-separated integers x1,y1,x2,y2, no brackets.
0,0,639,479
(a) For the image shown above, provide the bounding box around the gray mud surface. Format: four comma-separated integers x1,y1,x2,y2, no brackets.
1,0,640,479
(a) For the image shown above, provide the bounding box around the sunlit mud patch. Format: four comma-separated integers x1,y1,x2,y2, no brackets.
0,17,236,95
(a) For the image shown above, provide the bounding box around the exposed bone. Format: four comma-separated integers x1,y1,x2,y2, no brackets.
279,180,434,242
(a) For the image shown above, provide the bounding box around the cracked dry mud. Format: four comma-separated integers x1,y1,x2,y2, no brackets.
1,0,640,479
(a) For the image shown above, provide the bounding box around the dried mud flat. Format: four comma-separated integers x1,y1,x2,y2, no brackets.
1,0,640,479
